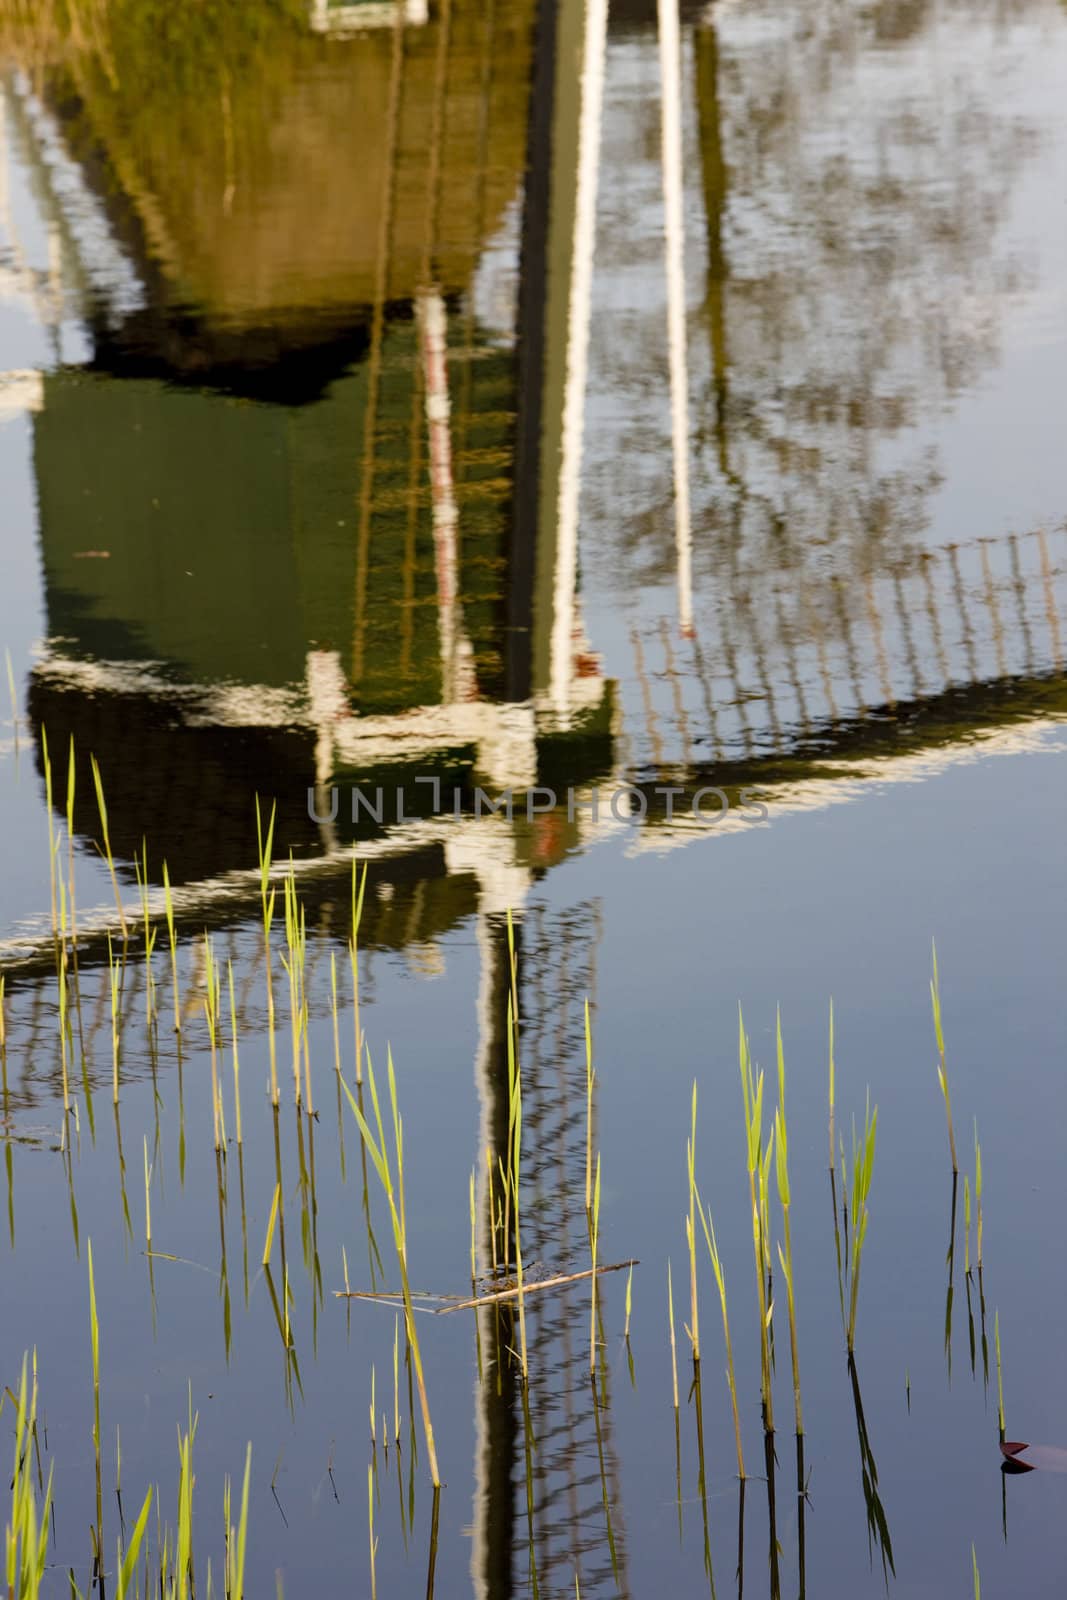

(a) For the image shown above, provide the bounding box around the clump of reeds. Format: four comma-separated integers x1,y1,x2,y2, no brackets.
4,1349,250,1599
342,1049,440,1486
846,1095,878,1352
930,941,958,1173
3,1354,53,1596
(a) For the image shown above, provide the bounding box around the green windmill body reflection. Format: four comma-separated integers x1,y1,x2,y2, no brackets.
3,0,618,962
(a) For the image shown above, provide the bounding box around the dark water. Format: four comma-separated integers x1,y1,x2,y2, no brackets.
1,0,1066,1594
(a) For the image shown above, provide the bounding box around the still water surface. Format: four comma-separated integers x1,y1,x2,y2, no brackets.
1,0,1066,1594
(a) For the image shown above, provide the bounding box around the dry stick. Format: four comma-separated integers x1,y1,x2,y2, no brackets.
435,1259,638,1314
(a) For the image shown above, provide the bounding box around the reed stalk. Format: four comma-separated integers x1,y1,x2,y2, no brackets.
66,736,77,954
143,1136,152,1247
42,727,57,942
368,1463,378,1600
223,1444,251,1600
88,1240,103,1569
846,1096,878,1352
330,951,341,1081
163,862,180,1032
974,1123,983,1271
507,986,528,1382
930,941,958,1173
256,799,279,1105
667,1259,679,1410
57,916,71,1113
828,998,835,1170
229,962,243,1147
262,1183,281,1268
281,870,303,1109
695,1189,745,1478
739,1010,774,1430
203,935,223,1151
585,998,595,1213
469,1168,477,1284
589,1152,602,1374
351,860,368,1086
4,647,17,749
393,1315,401,1443
686,1080,699,1362
774,1013,803,1436
90,753,128,939
994,1310,1004,1436
135,841,156,1027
